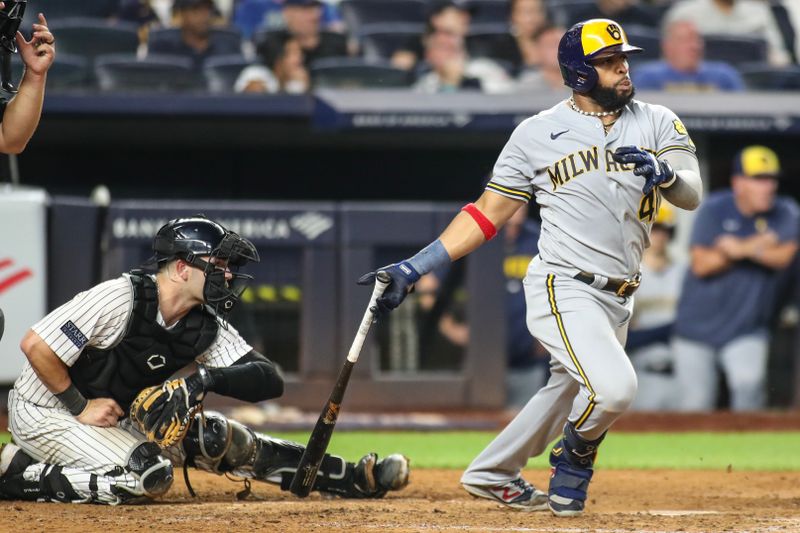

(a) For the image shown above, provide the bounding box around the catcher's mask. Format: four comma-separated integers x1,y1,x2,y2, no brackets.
152,215,260,319
0,0,25,93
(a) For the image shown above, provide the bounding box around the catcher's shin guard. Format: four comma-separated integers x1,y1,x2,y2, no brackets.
0,443,159,505
548,422,606,517
183,411,408,498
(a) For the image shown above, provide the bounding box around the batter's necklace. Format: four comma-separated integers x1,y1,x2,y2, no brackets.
568,97,621,117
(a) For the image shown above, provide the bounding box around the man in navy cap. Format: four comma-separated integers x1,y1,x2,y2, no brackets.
673,145,799,411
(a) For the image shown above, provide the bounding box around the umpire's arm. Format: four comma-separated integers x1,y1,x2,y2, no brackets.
0,12,54,154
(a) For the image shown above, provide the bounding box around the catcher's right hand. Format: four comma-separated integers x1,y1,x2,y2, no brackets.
130,377,205,448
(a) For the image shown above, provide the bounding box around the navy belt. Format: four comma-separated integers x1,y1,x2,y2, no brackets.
574,271,641,297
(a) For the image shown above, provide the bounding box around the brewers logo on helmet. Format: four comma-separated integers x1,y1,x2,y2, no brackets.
558,18,643,92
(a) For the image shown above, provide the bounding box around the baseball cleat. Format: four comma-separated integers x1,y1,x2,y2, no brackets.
354,452,410,497
0,443,32,479
462,477,549,511
375,453,410,491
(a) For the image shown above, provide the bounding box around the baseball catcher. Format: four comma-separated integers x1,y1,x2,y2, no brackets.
0,215,409,504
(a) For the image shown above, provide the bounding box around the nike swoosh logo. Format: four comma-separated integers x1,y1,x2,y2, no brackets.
550,129,569,140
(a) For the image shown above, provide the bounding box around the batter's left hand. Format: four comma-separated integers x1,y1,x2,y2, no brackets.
17,13,55,77
612,146,676,195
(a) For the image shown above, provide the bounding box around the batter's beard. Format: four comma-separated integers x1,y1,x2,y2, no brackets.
588,84,635,111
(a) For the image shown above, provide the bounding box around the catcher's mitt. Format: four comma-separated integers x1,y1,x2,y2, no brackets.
130,378,205,448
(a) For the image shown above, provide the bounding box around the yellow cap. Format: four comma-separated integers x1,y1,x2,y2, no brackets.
733,145,781,178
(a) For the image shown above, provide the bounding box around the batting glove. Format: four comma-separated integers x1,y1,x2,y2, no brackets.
612,146,676,195
358,262,420,318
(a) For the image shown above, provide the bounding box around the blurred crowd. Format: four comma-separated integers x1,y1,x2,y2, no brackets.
26,0,800,93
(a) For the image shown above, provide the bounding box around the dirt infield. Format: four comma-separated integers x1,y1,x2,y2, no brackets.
1,468,798,532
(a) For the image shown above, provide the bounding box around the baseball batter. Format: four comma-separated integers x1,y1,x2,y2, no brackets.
0,216,409,504
360,19,702,516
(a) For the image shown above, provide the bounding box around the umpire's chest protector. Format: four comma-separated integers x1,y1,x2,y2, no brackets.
68,272,219,412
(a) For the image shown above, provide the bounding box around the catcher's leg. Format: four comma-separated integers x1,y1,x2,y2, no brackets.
0,441,173,504
182,411,409,498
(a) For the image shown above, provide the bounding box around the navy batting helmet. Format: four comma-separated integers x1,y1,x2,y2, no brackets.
558,18,642,93
153,215,260,318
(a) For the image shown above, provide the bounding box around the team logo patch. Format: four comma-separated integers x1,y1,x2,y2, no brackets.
673,119,688,136
60,321,88,349
147,354,166,370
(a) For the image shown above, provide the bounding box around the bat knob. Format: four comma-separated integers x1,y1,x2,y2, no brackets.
375,271,392,284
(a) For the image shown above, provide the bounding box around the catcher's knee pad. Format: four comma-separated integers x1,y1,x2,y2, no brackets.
183,411,261,474
126,442,174,497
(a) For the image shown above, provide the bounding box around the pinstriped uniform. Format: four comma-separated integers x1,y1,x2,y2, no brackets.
462,99,695,486
8,273,251,502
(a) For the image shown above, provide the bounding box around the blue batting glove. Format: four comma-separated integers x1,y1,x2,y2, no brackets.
612,146,676,195
358,261,420,317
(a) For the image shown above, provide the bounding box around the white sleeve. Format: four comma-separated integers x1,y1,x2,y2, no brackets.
31,277,133,366
197,319,253,368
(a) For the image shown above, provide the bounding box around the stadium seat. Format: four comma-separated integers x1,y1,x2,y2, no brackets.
466,24,521,70
737,63,800,90
359,23,424,60
49,18,140,62
204,55,252,93
24,0,120,21
548,0,595,27
95,54,205,92
311,58,413,88
624,25,661,62
464,0,510,24
340,0,426,33
703,35,768,66
148,28,244,58
10,53,92,92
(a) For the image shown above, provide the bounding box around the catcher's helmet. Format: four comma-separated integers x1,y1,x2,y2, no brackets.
558,18,642,93
153,215,260,318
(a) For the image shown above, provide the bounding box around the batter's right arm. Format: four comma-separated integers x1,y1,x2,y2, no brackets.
20,330,123,427
438,190,525,260
359,192,524,315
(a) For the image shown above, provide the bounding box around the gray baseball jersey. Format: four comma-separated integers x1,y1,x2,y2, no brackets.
486,98,695,278
462,99,698,488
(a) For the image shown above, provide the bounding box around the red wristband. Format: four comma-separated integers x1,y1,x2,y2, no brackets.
462,203,497,241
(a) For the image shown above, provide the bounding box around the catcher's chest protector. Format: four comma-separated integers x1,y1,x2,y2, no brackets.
68,272,219,412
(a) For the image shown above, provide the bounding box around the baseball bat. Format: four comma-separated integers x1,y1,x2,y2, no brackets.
0,307,4,342
289,271,391,497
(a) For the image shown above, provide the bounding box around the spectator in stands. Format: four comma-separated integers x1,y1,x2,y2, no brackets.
233,0,344,40
632,20,744,91
235,33,309,93
515,24,570,93
673,146,800,411
625,203,684,411
566,0,659,29
414,26,513,93
387,1,472,75
148,0,240,69
117,1,164,29
664,0,791,66
510,0,551,68
414,271,469,371
503,203,549,408
255,0,348,70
